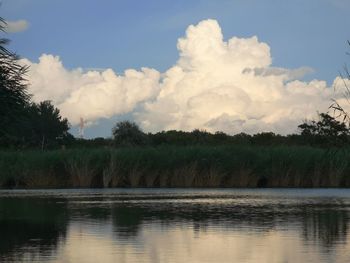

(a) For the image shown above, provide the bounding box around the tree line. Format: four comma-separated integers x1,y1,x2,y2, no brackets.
104,113,350,148
65,112,350,149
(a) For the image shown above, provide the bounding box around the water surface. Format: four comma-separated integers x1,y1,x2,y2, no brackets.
1,188,350,262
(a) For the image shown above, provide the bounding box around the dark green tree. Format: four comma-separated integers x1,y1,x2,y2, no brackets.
112,121,148,146
0,18,30,144
298,112,349,146
27,101,70,149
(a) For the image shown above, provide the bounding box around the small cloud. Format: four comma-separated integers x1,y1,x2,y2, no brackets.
84,67,108,72
5,19,29,33
243,66,314,81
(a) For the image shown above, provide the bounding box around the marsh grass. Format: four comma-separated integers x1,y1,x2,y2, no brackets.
102,154,120,187
1,145,350,188
0,150,65,188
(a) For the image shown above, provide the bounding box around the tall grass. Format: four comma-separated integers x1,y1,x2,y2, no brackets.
0,145,350,188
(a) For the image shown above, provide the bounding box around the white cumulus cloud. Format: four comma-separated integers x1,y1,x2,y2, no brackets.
5,19,29,33
137,19,343,134
21,55,161,125
21,19,346,135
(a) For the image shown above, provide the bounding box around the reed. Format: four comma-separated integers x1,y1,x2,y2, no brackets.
1,145,350,188
102,154,121,187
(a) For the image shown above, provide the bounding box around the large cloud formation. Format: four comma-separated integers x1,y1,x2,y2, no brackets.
22,19,346,135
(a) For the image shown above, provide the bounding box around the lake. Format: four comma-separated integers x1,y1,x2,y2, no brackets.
0,189,350,262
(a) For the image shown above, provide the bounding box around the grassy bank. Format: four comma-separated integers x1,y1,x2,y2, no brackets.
1,145,350,188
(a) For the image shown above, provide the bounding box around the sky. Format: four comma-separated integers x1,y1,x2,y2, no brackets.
2,0,350,138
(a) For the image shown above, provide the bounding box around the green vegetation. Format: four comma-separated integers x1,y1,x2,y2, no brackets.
1,145,350,188
64,113,350,149
112,121,149,146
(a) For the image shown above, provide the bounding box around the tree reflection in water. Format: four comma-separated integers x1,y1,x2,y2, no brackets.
302,205,348,249
0,189,349,262
0,197,69,262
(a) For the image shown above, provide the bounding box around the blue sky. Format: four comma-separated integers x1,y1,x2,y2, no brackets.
3,0,350,137
4,0,350,82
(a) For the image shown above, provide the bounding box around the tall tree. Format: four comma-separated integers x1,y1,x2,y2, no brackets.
112,121,148,146
0,18,30,143
28,101,70,149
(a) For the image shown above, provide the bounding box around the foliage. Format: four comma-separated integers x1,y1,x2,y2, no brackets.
298,112,349,146
0,18,30,143
112,121,148,146
1,145,350,188
65,120,350,149
26,101,70,149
